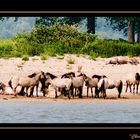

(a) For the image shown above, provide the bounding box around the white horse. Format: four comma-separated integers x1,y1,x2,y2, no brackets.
45,73,73,99
97,76,123,99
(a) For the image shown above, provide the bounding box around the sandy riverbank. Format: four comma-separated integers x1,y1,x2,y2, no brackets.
0,54,140,102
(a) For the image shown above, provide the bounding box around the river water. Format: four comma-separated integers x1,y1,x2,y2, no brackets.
0,99,140,123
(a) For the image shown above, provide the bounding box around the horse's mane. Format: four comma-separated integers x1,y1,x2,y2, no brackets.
77,73,86,77
61,72,75,78
46,72,57,79
28,73,37,78
92,74,107,79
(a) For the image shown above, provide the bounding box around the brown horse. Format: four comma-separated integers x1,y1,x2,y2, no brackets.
126,72,140,94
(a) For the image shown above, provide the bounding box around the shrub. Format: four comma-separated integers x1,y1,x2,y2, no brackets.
22,55,29,61
67,57,75,64
40,54,48,60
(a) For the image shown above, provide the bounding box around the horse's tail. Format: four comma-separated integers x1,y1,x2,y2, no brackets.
118,80,123,98
8,77,13,89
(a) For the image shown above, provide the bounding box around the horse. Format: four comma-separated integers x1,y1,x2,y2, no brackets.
84,75,102,98
125,72,140,94
0,82,6,94
72,73,87,98
45,72,73,99
8,71,46,97
97,76,123,99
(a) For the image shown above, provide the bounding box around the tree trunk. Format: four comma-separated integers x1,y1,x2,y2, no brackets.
137,32,140,43
128,20,135,43
87,17,95,34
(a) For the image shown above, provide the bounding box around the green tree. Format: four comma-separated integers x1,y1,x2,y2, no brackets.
134,17,140,43
106,17,136,43
35,17,96,34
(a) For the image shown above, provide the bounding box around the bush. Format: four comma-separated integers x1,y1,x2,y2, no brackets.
40,53,48,60
22,55,29,61
0,24,140,58
67,57,75,64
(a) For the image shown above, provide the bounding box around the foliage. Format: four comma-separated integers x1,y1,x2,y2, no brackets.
67,57,75,64
40,53,48,60
0,24,140,58
22,55,29,61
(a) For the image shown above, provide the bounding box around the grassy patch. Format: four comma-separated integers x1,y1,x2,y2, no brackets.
66,64,72,70
67,57,75,64
40,54,48,60
17,61,25,68
22,55,29,61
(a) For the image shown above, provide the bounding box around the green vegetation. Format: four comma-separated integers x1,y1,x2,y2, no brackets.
40,53,48,60
22,55,29,61
0,24,140,59
67,57,75,64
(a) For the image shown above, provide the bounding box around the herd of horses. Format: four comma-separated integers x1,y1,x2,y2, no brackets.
0,69,140,99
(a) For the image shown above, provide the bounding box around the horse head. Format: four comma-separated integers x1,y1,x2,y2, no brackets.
45,72,57,79
135,72,140,81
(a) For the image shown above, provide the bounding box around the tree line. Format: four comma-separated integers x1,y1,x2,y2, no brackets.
35,16,140,43
1,16,140,43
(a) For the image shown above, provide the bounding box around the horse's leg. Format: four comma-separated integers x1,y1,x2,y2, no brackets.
36,83,39,97
129,84,132,93
118,80,122,98
26,87,29,97
42,88,46,97
29,86,34,97
68,90,71,99
133,84,135,94
136,83,139,94
87,87,89,97
118,89,121,98
125,82,128,93
78,87,83,98
103,89,106,99
19,87,24,96
2,88,5,95
55,88,58,98
14,87,18,96
70,84,74,98
75,88,77,96
41,81,46,97
95,86,99,98
91,87,93,98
